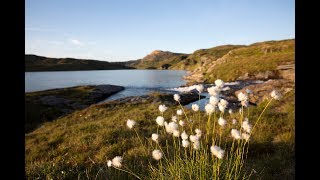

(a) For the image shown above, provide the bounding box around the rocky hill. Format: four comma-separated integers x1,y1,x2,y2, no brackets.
125,50,189,69
25,54,134,71
125,39,294,84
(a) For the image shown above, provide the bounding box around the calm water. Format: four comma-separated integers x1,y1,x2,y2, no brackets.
25,70,188,101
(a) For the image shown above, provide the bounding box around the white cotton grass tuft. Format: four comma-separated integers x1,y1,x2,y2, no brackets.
173,130,180,137
215,79,225,88
242,118,252,133
207,86,221,96
241,100,249,107
237,92,248,102
193,140,200,150
174,94,181,102
182,140,190,148
169,122,178,133
126,119,136,129
218,117,227,127
107,160,112,167
219,99,228,107
192,104,199,111
156,116,165,126
111,156,123,167
232,119,237,125
209,96,220,106
165,121,178,134
196,84,204,93
218,98,229,112
179,120,185,127
218,103,226,113
172,115,177,122
189,135,199,143
159,104,168,113
195,128,202,134
207,87,216,96
177,109,183,116
271,90,282,100
195,128,202,138
205,104,215,115
152,133,159,143
152,150,163,161
228,109,233,114
210,145,225,159
242,133,250,141
231,129,241,139
181,131,188,140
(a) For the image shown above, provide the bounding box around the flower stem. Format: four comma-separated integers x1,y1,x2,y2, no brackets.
134,128,148,155
113,166,142,180
250,98,273,136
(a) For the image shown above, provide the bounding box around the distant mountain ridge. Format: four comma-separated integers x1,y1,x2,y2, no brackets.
124,50,189,69
25,54,134,71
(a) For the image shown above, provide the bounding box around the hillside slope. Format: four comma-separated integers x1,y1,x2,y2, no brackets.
25,55,134,71
124,39,294,84
125,50,189,69
196,39,295,83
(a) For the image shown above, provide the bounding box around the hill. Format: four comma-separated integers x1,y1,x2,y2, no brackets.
124,50,189,69
25,54,135,71
124,39,294,84
186,39,295,83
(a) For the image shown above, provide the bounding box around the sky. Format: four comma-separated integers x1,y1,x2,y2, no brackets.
25,0,295,62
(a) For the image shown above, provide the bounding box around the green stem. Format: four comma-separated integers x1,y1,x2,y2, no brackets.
134,128,148,155
178,101,189,122
206,114,212,143
113,166,142,180
250,98,273,136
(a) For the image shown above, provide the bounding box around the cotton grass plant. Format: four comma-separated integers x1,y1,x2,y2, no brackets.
107,79,281,179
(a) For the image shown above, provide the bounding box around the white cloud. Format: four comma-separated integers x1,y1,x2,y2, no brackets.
70,39,84,46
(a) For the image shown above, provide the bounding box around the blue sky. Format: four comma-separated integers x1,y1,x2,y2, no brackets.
25,0,295,61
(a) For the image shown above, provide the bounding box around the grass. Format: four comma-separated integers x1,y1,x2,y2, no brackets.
203,39,295,82
170,45,244,71
25,89,294,179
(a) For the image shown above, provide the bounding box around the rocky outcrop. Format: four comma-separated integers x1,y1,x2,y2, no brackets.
237,71,279,81
97,92,205,108
235,79,294,104
142,50,183,62
277,64,295,81
25,85,124,133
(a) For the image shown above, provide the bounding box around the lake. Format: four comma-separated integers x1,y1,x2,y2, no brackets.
25,70,188,101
